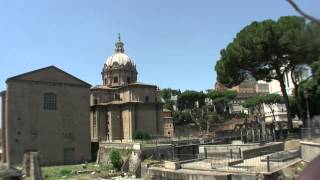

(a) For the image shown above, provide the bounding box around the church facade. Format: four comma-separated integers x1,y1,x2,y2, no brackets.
90,36,163,142
1,66,91,165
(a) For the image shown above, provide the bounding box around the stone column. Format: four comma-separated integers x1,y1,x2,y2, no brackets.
23,152,31,177
252,129,255,142
1,91,7,163
30,152,43,180
23,151,43,180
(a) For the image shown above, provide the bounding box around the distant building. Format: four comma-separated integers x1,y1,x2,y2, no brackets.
262,103,288,123
258,66,309,126
90,36,163,142
231,79,257,94
162,109,174,137
226,79,267,114
214,82,228,92
263,65,309,96
256,82,269,94
170,95,178,111
1,66,92,166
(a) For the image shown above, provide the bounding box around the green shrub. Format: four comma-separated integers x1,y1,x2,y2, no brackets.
133,129,151,140
59,169,72,176
110,150,122,171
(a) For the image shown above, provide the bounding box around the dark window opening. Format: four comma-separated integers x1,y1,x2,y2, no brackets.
127,77,131,84
94,99,98,104
113,76,118,83
44,93,57,110
145,96,149,102
115,94,121,100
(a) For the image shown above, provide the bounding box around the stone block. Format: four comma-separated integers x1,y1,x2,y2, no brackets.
164,161,181,170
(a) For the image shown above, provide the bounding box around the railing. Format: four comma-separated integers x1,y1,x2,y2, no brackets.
99,136,213,146
195,147,299,173
301,128,320,141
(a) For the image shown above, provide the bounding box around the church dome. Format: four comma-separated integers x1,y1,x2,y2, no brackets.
105,53,134,67
105,35,135,67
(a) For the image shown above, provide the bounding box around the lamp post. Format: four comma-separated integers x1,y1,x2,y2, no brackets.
304,90,311,139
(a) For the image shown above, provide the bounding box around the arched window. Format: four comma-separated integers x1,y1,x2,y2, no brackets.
43,93,57,110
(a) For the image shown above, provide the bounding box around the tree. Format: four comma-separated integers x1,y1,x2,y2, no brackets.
215,16,319,130
110,150,122,171
288,57,320,127
311,58,320,83
160,88,181,111
297,79,320,117
207,90,237,115
172,111,193,125
133,129,151,140
286,0,320,25
207,112,219,133
242,94,283,123
262,94,284,123
242,96,264,120
163,100,174,111
177,90,205,110
160,88,181,101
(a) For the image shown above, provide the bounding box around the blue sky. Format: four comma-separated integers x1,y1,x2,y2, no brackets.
0,0,319,92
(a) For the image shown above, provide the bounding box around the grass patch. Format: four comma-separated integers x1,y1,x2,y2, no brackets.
42,162,112,180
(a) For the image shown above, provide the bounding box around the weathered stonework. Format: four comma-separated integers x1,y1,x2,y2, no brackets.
90,37,163,142
162,109,174,137
1,66,91,166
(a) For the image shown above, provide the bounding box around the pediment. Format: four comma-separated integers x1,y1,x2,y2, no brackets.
7,66,91,87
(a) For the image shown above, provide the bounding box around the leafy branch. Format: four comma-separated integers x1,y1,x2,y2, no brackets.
286,0,320,25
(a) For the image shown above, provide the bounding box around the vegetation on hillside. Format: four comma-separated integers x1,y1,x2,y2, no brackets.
215,16,320,129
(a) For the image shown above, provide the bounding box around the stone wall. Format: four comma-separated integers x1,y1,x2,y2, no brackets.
300,141,320,162
97,143,173,177
141,164,230,180
242,142,284,159
96,144,133,164
3,67,91,166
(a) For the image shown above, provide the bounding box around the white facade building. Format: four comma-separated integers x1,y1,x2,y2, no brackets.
259,66,309,126
263,103,288,123
261,65,310,96
225,65,309,127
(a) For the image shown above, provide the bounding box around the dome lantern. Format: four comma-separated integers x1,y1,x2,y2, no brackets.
115,33,124,53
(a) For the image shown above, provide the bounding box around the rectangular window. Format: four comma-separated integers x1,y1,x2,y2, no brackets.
113,77,118,83
43,93,57,110
115,94,120,100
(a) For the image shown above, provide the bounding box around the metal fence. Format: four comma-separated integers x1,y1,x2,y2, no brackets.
301,128,320,141
191,147,300,173
208,154,283,173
